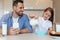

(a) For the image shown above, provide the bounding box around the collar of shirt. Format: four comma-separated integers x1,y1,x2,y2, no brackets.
42,17,48,23
12,17,19,23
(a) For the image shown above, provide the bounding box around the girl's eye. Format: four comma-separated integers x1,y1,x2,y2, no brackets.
45,13,51,17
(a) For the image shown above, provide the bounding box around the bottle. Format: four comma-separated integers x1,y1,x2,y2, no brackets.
2,22,7,36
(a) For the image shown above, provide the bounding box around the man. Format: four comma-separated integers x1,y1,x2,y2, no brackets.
0,0,32,35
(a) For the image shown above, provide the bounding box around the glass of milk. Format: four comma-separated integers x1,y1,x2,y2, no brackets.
2,22,7,36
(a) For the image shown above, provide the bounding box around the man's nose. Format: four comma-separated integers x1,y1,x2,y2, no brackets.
21,8,24,11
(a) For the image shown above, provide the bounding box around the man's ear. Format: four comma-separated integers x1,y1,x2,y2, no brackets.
13,6,17,10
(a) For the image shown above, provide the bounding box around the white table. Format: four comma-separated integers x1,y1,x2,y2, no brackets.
0,33,60,40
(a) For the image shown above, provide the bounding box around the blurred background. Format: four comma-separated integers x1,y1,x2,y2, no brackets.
0,0,60,24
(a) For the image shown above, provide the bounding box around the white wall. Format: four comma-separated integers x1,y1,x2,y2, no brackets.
53,0,60,24
24,11,43,17
0,0,4,18
24,0,53,9
0,0,12,18
3,0,12,14
24,0,53,16
0,0,53,18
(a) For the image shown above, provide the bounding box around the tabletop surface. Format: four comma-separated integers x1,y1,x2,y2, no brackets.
0,33,60,40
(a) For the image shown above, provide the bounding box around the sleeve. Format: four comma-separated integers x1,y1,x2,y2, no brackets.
23,15,33,33
0,18,2,28
0,17,5,28
48,21,52,29
0,14,8,28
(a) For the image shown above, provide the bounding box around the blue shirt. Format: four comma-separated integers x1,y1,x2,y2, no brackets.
0,12,32,33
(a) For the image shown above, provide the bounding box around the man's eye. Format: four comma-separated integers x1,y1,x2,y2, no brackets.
20,7,24,9
20,7,22,9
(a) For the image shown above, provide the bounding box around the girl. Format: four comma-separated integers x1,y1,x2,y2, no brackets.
35,7,54,35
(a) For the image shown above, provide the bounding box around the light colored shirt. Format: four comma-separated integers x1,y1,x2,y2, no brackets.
35,17,52,34
12,17,19,28
12,17,19,23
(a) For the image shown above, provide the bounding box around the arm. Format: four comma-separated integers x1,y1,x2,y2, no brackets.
0,28,2,36
0,14,9,35
19,15,32,34
19,28,30,34
0,28,2,34
48,27,60,35
48,27,53,34
0,20,2,34
0,18,2,34
7,27,20,35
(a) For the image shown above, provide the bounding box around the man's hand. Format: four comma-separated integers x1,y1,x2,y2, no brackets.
20,28,30,34
8,27,20,35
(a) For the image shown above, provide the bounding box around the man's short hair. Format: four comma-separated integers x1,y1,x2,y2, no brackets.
13,0,23,6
